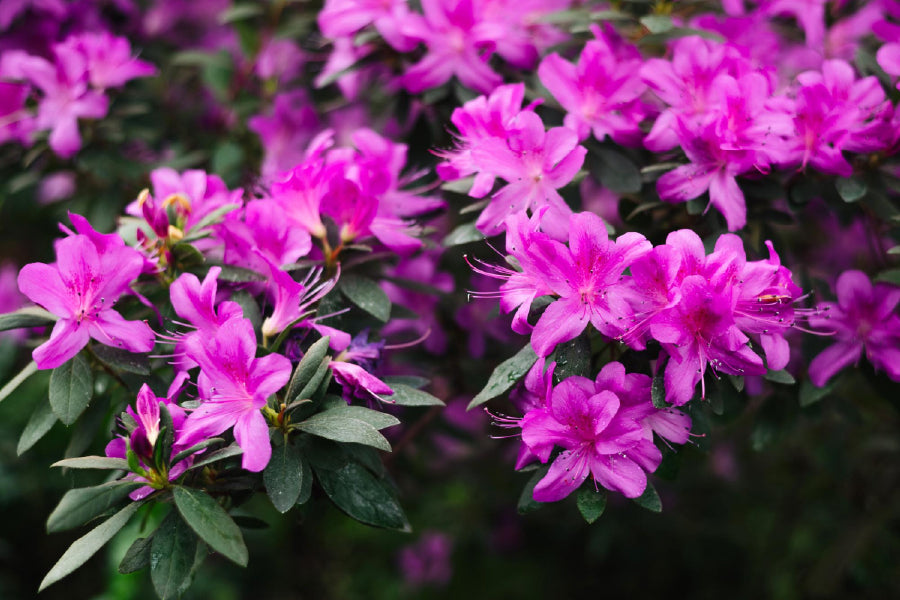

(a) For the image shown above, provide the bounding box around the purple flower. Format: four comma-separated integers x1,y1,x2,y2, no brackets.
520,370,663,501
248,91,320,180
399,0,502,94
60,31,156,90
538,24,649,146
398,532,453,588
17,232,154,369
105,383,190,500
525,211,651,356
0,81,35,145
469,110,586,238
807,270,900,386
181,318,292,472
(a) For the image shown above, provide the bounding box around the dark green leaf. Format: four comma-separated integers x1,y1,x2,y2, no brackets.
170,243,205,271
0,360,38,404
632,482,662,513
92,345,151,375
517,466,549,514
340,275,391,322
51,456,129,470
552,334,591,382
381,375,429,389
151,512,198,600
47,481,143,533
171,438,225,465
313,461,409,530
173,487,248,567
39,501,141,591
799,379,834,407
469,344,538,409
118,534,153,574
320,406,400,430
17,400,56,455
296,413,391,451
297,455,313,506
49,353,93,425
264,440,304,513
184,444,243,472
215,264,265,283
588,148,642,194
576,488,607,524
286,336,331,403
442,222,483,247
875,269,900,286
0,306,56,331
651,375,667,409
380,383,444,406
764,369,796,385
835,176,867,202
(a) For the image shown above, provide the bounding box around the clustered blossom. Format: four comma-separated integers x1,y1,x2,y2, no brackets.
498,359,691,501
476,210,814,406
17,215,154,369
0,31,154,157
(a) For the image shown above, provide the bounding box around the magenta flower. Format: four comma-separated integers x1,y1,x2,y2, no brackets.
220,199,313,273
259,257,335,341
318,0,417,52
248,91,320,179
0,81,34,145
807,271,900,386
399,0,502,94
18,233,154,369
538,24,649,146
877,43,900,89
168,267,243,371
526,211,651,356
61,31,156,90
182,318,292,472
469,110,586,238
520,373,656,501
105,383,190,500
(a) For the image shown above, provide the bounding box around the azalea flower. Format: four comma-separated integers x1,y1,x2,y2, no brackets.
18,233,154,369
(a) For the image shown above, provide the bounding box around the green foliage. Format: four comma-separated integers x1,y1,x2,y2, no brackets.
150,511,200,600
49,353,93,425
340,275,392,322
173,487,248,567
576,487,607,524
469,344,539,409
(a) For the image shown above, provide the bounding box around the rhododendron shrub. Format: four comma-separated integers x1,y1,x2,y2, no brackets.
0,0,899,597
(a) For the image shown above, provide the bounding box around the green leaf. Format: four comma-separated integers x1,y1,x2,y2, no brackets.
17,400,57,455
469,344,538,409
640,14,673,33
551,334,591,382
296,413,391,451
517,466,549,514
313,460,409,530
651,375,667,409
187,203,241,235
340,275,391,322
218,4,263,24
0,360,38,404
799,379,834,407
875,269,900,286
297,455,313,506
184,444,243,472
286,336,331,403
47,481,143,533
39,501,142,591
173,487,248,567
118,534,153,574
442,222,483,247
0,306,57,331
215,264,265,283
263,440,304,513
49,353,93,425
576,488,607,524
380,383,444,406
51,456,129,470
151,512,198,600
764,369,796,385
588,148,642,194
320,406,400,430
632,482,662,513
171,437,225,465
835,176,867,203
169,243,205,271
92,345,151,375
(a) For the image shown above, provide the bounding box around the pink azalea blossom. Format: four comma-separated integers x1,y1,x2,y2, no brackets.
181,317,292,472
807,270,900,386
18,232,154,369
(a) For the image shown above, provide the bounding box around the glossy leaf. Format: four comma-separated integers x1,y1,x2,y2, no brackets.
469,344,538,409
49,353,93,425
173,487,248,567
